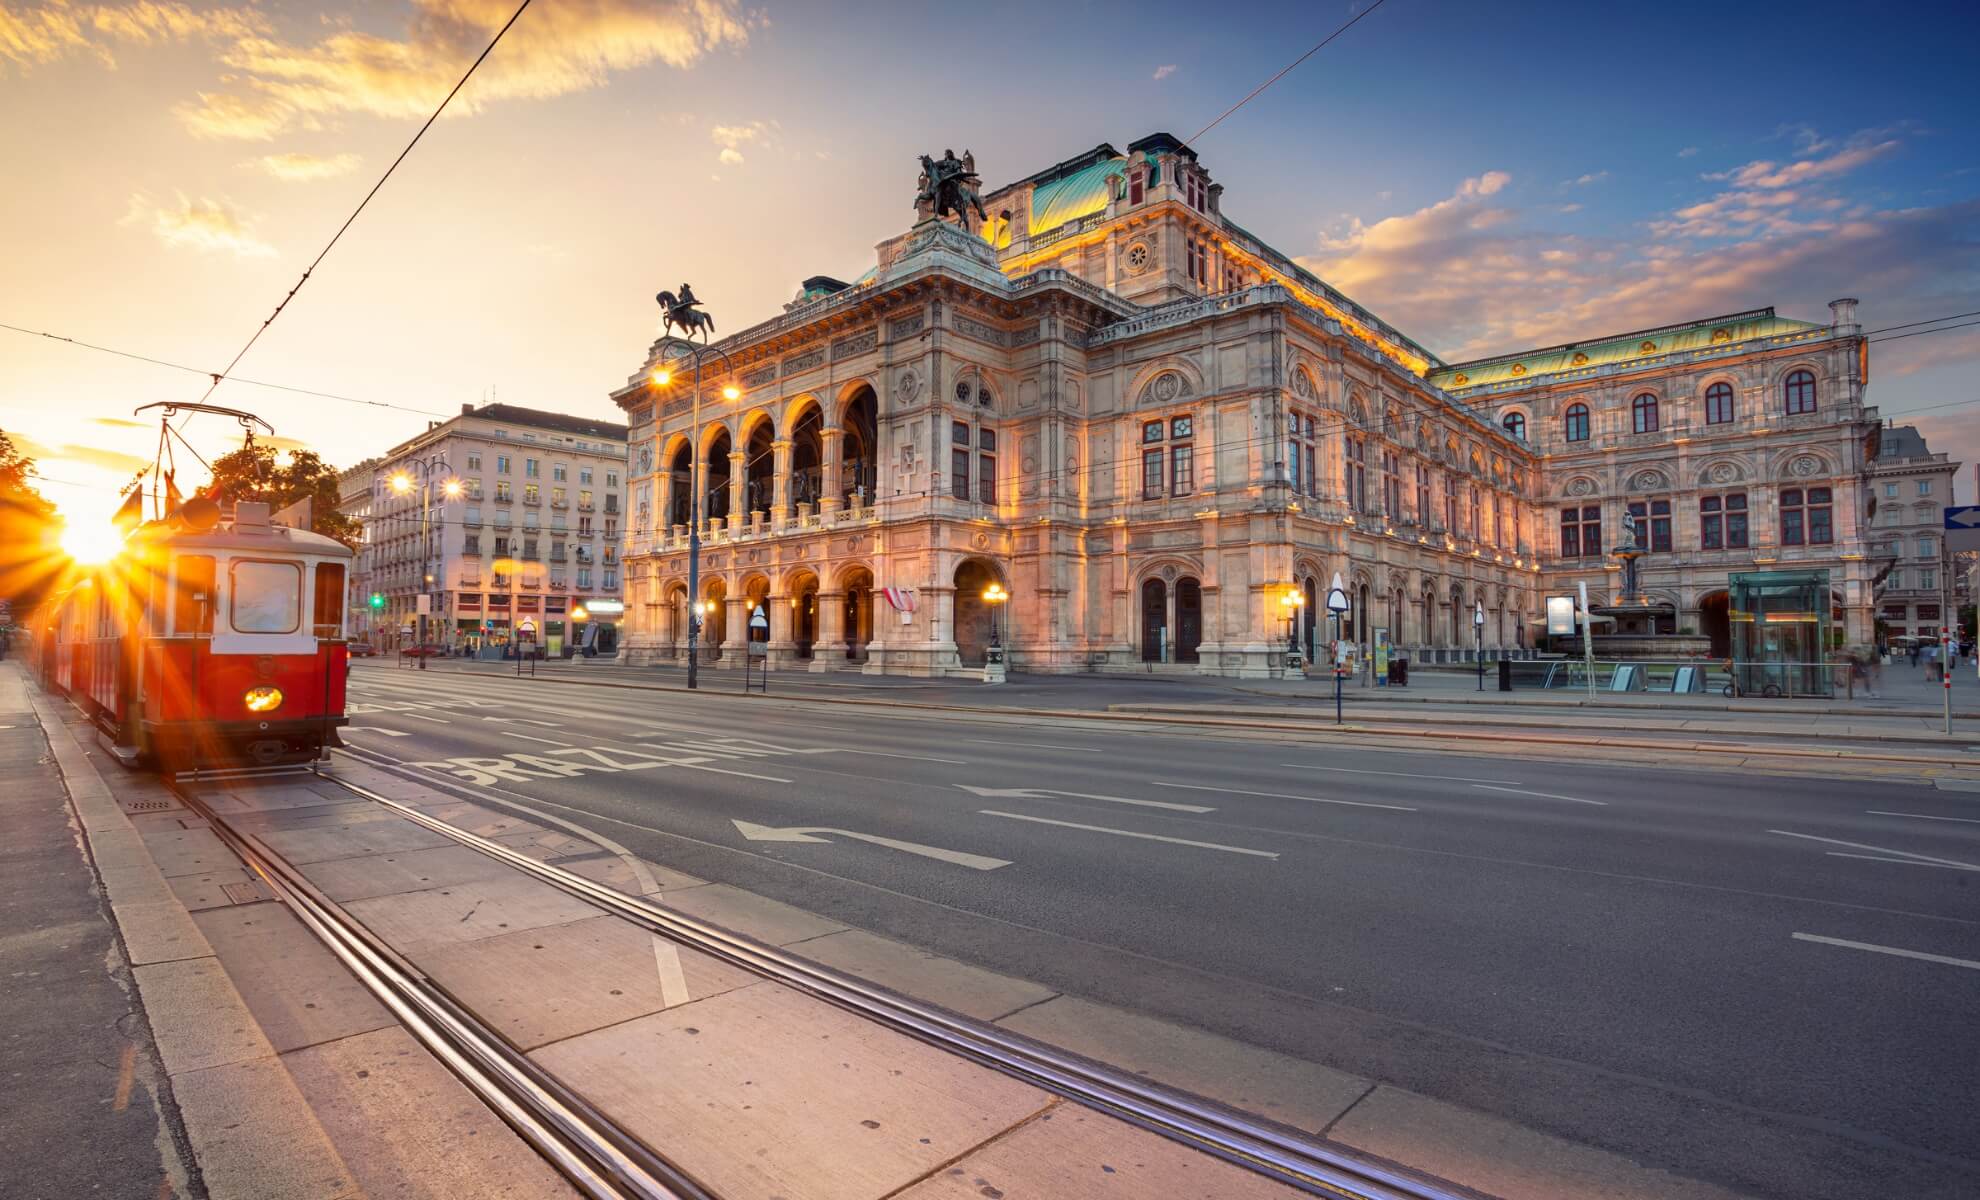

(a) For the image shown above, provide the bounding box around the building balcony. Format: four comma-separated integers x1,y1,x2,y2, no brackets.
552,500,569,509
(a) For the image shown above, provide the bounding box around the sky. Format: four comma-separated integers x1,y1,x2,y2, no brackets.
3,0,1977,528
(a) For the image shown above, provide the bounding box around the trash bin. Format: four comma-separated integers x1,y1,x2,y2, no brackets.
1498,658,1513,692
1388,657,1409,686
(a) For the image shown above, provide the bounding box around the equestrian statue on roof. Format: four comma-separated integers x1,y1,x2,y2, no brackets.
916,148,987,233
656,281,715,341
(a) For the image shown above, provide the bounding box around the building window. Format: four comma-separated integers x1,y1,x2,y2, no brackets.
607,471,619,488
1563,403,1590,442
1185,239,1198,284
1128,170,1145,205
525,457,539,477
1287,412,1318,496
1444,475,1458,532
1383,451,1401,516
1705,382,1735,425
1142,448,1164,499
1345,437,1367,512
1626,499,1673,552
1700,493,1748,549
1170,415,1192,440
1501,412,1525,441
1920,568,1936,590
1469,486,1481,539
951,420,971,500
1917,479,1933,496
1783,370,1817,414
1492,494,1505,546
1918,604,1941,622
553,464,566,481
1143,420,1164,445
1779,487,1832,545
495,482,513,502
1170,442,1194,496
467,453,482,471
1632,393,1660,434
978,428,997,504
496,455,511,474
523,484,540,505
1916,536,1937,558
1560,506,1602,557
1884,481,1899,497
1416,465,1431,524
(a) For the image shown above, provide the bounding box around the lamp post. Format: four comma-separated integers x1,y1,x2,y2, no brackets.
650,335,737,691
1474,600,1486,690
388,454,457,671
982,583,1008,647
1326,572,1350,725
1280,586,1306,674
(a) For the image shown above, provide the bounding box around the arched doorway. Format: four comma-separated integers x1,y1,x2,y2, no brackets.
1302,576,1320,663
841,566,874,661
1699,590,1731,658
665,584,687,657
788,571,819,659
742,576,771,651
841,386,878,507
701,578,727,659
666,443,692,528
1140,578,1167,662
704,429,732,525
790,403,823,508
743,421,774,518
1175,578,1203,664
954,559,1002,666
1450,586,1464,648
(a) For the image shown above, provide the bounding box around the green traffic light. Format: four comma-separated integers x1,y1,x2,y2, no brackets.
368,593,384,609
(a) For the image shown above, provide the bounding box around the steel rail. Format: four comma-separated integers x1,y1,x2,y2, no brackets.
322,751,1466,1200
166,774,717,1200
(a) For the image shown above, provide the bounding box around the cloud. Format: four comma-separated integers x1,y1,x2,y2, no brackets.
0,2,268,71
1153,63,1176,80
247,151,362,180
122,191,275,256
1565,171,1608,187
90,417,151,430
131,0,750,139
1677,146,1699,158
20,436,153,476
1708,139,1898,190
709,119,773,165
717,146,744,166
1558,203,1583,214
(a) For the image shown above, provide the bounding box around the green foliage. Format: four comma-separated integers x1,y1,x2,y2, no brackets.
0,430,60,610
203,444,359,548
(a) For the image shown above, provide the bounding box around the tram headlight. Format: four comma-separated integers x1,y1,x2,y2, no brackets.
243,686,284,713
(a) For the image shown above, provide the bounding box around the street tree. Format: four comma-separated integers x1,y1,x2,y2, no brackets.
0,431,61,610
203,444,359,547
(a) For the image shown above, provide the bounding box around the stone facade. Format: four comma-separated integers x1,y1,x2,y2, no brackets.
1866,424,1962,642
612,134,1878,676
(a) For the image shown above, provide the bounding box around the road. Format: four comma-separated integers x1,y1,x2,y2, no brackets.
342,660,1980,1200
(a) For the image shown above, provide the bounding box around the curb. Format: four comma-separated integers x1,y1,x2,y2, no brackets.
1231,680,1980,721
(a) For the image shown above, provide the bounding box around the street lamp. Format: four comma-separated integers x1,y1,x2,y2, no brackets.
1279,586,1306,671
1474,600,1486,690
651,329,737,691
1325,572,1351,725
387,452,452,670
982,582,1008,647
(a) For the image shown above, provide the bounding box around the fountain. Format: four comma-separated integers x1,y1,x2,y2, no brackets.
1589,513,1712,658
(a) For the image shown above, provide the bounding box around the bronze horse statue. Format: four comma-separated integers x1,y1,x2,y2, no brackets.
655,289,715,341
918,150,987,232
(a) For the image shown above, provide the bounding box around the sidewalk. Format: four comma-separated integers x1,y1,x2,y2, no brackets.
17,660,1760,1200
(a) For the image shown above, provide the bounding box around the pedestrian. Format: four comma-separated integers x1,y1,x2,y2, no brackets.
1909,641,1921,668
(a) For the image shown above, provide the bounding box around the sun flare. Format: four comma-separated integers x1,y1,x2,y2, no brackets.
60,522,125,564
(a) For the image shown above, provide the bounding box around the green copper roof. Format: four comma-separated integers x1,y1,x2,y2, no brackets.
1028,154,1126,236
1427,308,1825,391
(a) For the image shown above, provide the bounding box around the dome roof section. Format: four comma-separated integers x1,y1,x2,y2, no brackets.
1028,154,1125,236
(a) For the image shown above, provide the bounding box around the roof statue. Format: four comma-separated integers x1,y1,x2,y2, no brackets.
916,148,987,232
656,282,715,342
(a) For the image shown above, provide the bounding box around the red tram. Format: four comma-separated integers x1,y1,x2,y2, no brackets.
34,498,352,768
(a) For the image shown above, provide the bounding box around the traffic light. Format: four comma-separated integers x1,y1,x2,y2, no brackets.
368,592,384,610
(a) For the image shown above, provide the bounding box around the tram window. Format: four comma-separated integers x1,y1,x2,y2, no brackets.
230,560,301,634
313,563,346,639
174,556,215,636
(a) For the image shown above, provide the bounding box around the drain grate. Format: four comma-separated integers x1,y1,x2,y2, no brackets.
121,797,177,814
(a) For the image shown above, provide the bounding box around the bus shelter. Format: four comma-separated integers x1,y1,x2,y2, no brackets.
1728,569,1833,698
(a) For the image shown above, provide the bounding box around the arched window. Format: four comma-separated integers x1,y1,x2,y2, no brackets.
1783,370,1817,414
1705,381,1735,425
1501,411,1526,441
1563,403,1590,443
1631,393,1659,434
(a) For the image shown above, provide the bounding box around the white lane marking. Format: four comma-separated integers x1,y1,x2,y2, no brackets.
653,938,692,1007
1472,784,1607,807
501,733,577,748
1791,933,1980,972
1280,764,1522,785
954,785,1213,813
732,819,1011,870
482,716,565,728
1769,830,1980,872
978,810,1280,858
1867,811,1980,825
401,713,450,724
820,749,970,765
672,762,792,784
964,739,1104,754
1150,782,1415,812
343,726,410,738
1825,853,1975,871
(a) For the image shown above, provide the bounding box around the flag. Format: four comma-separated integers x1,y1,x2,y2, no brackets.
111,486,143,533
163,470,184,515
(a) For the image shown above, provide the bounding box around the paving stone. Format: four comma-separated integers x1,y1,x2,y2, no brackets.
997,996,1370,1135
422,915,760,1050
532,982,1050,1200
407,800,541,838
791,928,1058,1022
283,1025,578,1200
656,882,847,945
1327,1085,1751,1200
200,783,356,816
140,825,236,878
230,802,404,831
896,1103,1308,1199
559,854,705,895
111,897,213,965
301,844,517,902
342,873,602,956
193,904,394,1053
170,1055,359,1200
133,957,276,1075
170,868,258,911
256,817,455,864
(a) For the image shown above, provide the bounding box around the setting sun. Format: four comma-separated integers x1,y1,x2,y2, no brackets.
60,521,125,564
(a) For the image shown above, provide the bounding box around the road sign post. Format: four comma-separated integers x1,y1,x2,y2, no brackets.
1326,573,1350,726
1473,600,1486,691
1578,580,1596,698
744,605,769,693
516,618,537,678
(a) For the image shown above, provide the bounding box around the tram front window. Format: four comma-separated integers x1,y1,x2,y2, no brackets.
230,560,301,634
173,556,214,636
313,563,346,639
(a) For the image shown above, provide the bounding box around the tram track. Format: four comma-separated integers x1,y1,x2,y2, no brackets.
318,745,1468,1200
165,769,718,1200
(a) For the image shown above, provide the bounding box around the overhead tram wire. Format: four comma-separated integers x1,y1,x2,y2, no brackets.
1187,0,1393,145
0,320,450,418
1862,310,1980,336
185,0,535,411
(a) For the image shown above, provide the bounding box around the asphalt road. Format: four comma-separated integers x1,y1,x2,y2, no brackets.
343,660,1980,1200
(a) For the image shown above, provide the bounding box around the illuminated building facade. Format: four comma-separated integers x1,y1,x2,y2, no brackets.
613,135,1875,675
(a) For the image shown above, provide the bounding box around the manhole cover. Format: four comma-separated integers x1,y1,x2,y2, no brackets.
121,798,177,814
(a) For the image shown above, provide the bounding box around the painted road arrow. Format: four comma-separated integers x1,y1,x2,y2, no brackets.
731,820,1011,871
953,784,1214,813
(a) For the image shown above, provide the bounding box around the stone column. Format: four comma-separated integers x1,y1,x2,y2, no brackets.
770,439,793,528
656,472,675,541
765,590,794,669
721,594,748,663
819,428,844,519
727,452,746,532
810,590,845,672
